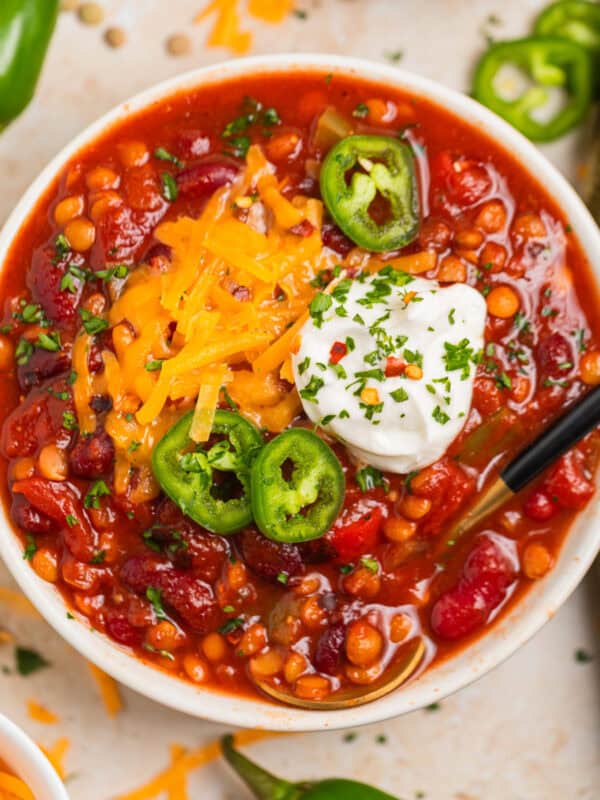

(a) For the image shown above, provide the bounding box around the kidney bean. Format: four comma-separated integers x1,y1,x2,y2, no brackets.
95,205,155,262
89,394,113,414
11,493,55,534
431,152,492,207
1,379,74,458
523,488,557,521
543,450,594,510
536,332,573,380
142,242,172,268
176,158,239,199
12,478,97,562
120,555,220,633
237,528,304,583
69,428,115,478
105,609,144,648
431,534,517,640
17,347,70,391
175,130,211,159
314,620,346,675
321,222,354,256
27,246,85,327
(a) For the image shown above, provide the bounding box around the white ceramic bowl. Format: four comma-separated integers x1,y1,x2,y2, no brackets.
0,54,599,732
0,713,69,799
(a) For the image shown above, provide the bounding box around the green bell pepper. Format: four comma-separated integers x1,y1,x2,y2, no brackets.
250,428,344,543
152,410,264,535
320,135,419,252
0,0,59,130
534,0,600,56
472,36,593,142
221,735,400,800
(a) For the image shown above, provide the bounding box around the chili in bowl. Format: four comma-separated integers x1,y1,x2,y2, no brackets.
0,54,598,730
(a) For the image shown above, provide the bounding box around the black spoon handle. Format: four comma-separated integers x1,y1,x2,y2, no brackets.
501,384,600,493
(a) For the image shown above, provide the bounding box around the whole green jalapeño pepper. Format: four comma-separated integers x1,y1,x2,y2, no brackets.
0,0,59,130
534,1,600,57
221,735,400,800
152,410,263,535
250,428,344,543
472,36,593,142
320,135,419,252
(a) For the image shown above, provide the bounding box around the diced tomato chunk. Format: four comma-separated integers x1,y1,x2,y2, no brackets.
12,478,97,562
1,379,74,458
329,341,347,364
176,158,239,199
385,356,406,377
329,503,384,563
543,450,595,510
536,333,574,381
410,458,475,536
431,534,517,640
431,151,492,207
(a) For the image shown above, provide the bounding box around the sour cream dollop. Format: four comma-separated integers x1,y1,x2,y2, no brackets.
292,269,486,474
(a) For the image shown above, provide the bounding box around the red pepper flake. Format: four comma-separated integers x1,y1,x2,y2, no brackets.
329,341,348,364
385,356,406,377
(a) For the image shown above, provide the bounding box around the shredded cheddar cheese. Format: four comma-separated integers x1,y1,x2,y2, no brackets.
39,738,69,781
26,700,58,725
116,729,282,800
195,0,293,54
69,144,340,498
87,662,123,718
0,771,35,800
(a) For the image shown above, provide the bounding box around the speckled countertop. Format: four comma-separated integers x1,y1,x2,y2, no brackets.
0,1,598,798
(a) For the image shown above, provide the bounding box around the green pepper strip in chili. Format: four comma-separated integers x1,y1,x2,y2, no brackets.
534,0,600,56
250,428,344,544
221,735,401,800
0,0,59,130
472,36,593,143
319,135,419,252
152,410,263,535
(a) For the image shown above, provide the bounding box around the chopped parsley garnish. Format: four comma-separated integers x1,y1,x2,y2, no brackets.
353,102,369,118
145,359,164,372
143,643,174,661
62,411,78,431
128,440,141,453
79,308,109,335
496,372,512,390
15,647,49,676
160,172,179,202
90,550,106,565
15,338,33,365
60,263,92,293
309,292,332,327
224,135,251,158
390,387,409,403
384,49,404,62
263,107,281,126
54,234,71,259
84,480,111,509
95,264,129,282
360,556,379,573
14,301,48,326
297,356,311,375
154,146,184,168
146,586,168,620
37,331,61,352
448,308,456,325
432,405,450,425
356,466,387,492
219,617,244,635
276,572,289,584
574,648,594,663
65,514,78,527
23,536,37,561
299,375,324,402
443,338,478,379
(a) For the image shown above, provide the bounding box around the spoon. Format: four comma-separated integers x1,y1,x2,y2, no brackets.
254,638,425,710
438,382,600,554
255,384,600,709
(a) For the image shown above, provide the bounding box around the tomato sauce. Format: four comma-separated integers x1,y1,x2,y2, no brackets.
0,71,598,704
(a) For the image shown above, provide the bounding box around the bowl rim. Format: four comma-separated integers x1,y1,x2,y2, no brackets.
1,52,599,732
0,713,69,799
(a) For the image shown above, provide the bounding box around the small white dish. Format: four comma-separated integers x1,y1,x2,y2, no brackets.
0,713,69,799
